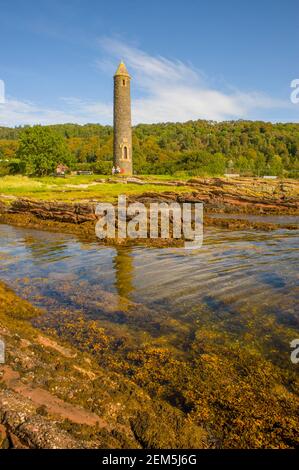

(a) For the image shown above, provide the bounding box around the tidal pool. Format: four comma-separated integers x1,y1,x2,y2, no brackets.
0,222,298,447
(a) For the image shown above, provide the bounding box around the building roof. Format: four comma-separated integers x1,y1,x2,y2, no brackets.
114,61,130,78
56,163,69,170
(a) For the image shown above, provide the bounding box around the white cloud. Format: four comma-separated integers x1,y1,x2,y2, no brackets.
0,38,291,127
0,99,76,126
0,97,112,127
0,80,5,104
98,38,289,123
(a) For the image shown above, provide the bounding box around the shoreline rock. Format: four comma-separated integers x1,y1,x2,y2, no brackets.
0,177,298,245
0,281,207,449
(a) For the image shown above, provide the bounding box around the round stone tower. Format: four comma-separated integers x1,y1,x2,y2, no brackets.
113,61,133,175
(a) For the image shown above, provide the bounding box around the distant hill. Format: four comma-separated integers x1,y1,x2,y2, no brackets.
0,120,299,177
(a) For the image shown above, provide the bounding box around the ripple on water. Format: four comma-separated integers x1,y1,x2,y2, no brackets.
0,222,298,351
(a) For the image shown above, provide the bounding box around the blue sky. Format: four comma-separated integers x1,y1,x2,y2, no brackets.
0,0,298,126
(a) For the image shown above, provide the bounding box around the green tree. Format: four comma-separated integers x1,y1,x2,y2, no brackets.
269,155,284,176
17,126,72,176
237,155,252,174
2,119,298,177
254,153,266,177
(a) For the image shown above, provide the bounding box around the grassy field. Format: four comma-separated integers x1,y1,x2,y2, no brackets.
0,175,191,202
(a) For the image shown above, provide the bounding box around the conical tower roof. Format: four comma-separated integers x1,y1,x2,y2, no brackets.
114,61,130,78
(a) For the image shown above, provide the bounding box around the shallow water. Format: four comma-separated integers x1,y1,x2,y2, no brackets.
0,222,298,354
1,222,299,447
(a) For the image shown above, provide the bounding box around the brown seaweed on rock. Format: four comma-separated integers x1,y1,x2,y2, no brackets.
0,281,208,449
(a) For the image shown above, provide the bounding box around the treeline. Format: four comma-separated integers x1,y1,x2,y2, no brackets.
0,120,299,177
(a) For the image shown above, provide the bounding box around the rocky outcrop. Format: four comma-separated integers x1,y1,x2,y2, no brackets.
1,178,297,225
132,177,299,214
0,281,207,449
6,199,97,224
0,390,83,448
0,178,298,241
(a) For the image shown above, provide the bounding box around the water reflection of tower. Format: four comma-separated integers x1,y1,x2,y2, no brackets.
113,247,134,305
